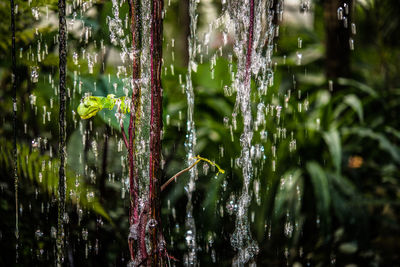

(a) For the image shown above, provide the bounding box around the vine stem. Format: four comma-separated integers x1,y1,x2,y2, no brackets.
149,0,164,263
11,0,19,258
128,0,141,262
57,0,67,265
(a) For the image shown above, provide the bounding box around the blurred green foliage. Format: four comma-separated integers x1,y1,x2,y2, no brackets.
0,0,400,266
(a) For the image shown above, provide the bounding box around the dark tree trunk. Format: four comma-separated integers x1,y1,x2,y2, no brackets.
323,0,352,82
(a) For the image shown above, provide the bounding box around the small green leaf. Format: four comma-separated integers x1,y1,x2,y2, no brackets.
339,242,358,254
323,130,341,173
343,127,400,163
338,78,378,97
306,162,331,231
343,94,364,122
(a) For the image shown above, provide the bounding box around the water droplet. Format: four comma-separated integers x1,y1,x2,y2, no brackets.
185,230,194,246
296,52,302,65
337,7,344,20
223,117,229,128
343,16,348,28
349,38,354,50
202,162,209,175
31,7,40,20
87,191,94,202
82,228,88,240
35,229,43,239
226,195,237,215
351,23,357,35
51,227,57,238
300,0,311,13
63,213,69,224
31,66,39,83
343,3,349,15
147,219,157,229
329,80,333,91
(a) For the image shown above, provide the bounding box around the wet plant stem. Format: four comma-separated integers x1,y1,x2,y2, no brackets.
128,0,142,263
11,0,19,255
57,0,67,265
148,0,164,264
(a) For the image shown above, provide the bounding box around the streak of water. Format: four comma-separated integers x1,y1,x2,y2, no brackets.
136,0,152,223
225,0,277,264
184,0,199,265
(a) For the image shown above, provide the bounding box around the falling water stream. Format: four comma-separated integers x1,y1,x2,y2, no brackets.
223,0,278,264
184,0,199,266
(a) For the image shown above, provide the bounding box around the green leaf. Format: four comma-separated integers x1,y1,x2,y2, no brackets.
273,170,303,219
306,162,331,231
337,78,378,97
343,127,400,164
67,129,85,175
343,94,364,122
98,108,130,134
386,126,400,140
323,130,342,173
328,172,355,197
339,242,358,254
90,199,113,223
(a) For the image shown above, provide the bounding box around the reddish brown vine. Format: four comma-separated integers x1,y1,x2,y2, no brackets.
148,0,165,264
127,0,167,265
128,0,142,263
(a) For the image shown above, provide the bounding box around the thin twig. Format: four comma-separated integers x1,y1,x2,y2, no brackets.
195,155,225,174
161,155,225,192
161,159,201,191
